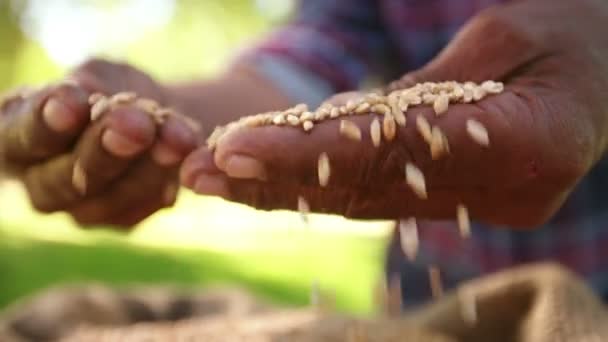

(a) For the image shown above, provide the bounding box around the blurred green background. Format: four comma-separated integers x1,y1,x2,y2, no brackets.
0,0,392,316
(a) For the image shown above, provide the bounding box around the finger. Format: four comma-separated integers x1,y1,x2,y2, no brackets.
0,83,90,165
212,91,540,189
150,114,199,167
68,157,178,228
22,105,157,212
68,58,130,94
183,83,558,222
182,147,538,220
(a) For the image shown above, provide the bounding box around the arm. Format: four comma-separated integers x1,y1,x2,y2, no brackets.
183,0,608,228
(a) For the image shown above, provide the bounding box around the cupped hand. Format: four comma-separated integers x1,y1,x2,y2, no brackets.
181,0,608,228
0,59,199,228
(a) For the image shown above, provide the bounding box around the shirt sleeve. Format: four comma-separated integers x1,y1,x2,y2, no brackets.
237,0,399,107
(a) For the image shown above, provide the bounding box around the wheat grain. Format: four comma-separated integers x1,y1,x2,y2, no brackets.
204,80,504,145
416,116,433,144
388,94,407,126
466,119,490,146
405,162,427,199
72,160,87,195
90,97,109,121
134,98,160,113
430,126,448,160
88,92,105,105
433,94,449,115
429,265,443,298
370,118,382,147
111,91,137,104
330,107,341,118
472,87,486,101
302,120,314,132
355,102,371,114
457,204,471,238
371,103,391,116
318,152,331,187
286,115,300,126
422,93,437,105
272,114,286,125
481,80,504,94
297,196,310,224
459,287,478,326
383,114,397,141
398,218,418,261
340,120,362,141
300,111,314,121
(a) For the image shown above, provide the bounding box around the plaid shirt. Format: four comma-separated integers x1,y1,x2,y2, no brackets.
244,0,608,309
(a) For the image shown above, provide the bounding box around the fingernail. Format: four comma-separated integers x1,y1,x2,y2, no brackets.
223,155,267,181
43,98,77,132
101,129,146,157
193,175,230,198
151,143,182,166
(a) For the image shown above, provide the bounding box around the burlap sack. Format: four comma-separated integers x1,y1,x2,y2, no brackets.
2,263,606,341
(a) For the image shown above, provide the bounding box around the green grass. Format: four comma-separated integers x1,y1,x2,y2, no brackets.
0,183,392,316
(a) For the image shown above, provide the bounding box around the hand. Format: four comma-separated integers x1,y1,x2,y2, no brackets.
180,0,608,228
0,59,200,228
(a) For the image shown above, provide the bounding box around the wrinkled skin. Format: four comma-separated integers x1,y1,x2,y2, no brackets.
182,0,608,228
0,60,198,227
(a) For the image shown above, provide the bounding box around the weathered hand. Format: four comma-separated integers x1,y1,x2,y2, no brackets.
181,0,608,228
0,59,199,228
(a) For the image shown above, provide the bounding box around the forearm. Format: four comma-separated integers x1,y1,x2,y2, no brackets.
165,63,294,138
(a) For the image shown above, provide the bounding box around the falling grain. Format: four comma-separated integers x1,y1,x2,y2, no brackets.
430,126,448,160
72,160,87,195
428,265,443,299
433,94,449,115
382,114,397,141
398,218,418,261
297,195,310,224
459,287,478,326
387,274,403,317
370,118,382,147
318,152,331,187
457,204,471,238
340,120,362,141
90,97,109,121
416,116,433,144
405,162,427,199
466,119,490,146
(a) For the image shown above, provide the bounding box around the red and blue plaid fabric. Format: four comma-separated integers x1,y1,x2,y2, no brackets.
244,0,608,310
